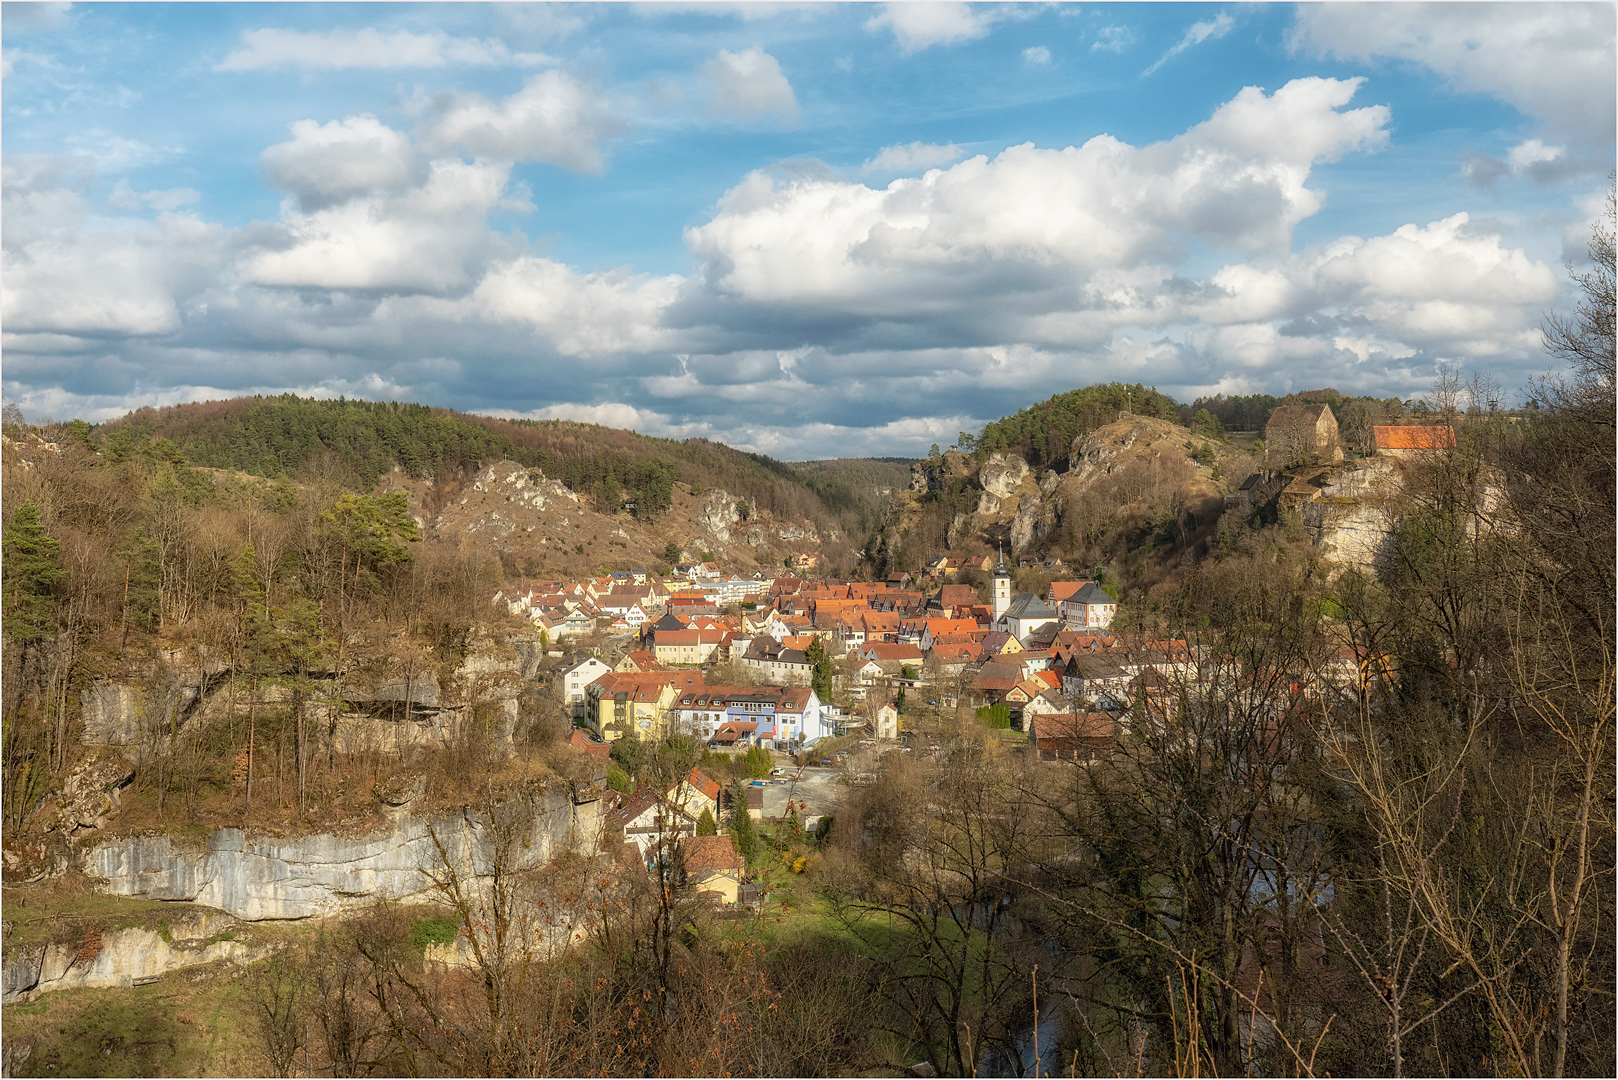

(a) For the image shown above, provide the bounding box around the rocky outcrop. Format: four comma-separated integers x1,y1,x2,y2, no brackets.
79,633,538,761
53,752,136,838
1009,491,1051,555
83,783,604,921
456,463,580,541
697,490,742,544
79,659,228,747
979,454,1030,499
1303,458,1403,575
79,683,146,746
2,910,271,1003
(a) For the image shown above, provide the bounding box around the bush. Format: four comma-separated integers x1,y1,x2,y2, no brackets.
743,745,772,778
408,915,460,956
610,733,646,774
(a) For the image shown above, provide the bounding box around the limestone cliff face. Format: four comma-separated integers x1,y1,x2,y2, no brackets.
886,417,1228,561
77,631,542,756
82,783,604,921
1302,459,1401,574
978,454,1030,499
3,910,272,1003
1299,456,1506,576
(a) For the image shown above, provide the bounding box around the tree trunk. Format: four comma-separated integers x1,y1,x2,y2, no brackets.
246,676,257,820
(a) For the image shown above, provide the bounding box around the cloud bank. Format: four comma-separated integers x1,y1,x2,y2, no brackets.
1,76,1569,458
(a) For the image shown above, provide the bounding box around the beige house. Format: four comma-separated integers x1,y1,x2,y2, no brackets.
652,627,727,666
585,671,705,741
685,834,745,905
873,702,899,740
1265,404,1342,468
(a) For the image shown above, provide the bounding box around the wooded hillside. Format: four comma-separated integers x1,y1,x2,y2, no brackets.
971,382,1183,468
90,396,875,535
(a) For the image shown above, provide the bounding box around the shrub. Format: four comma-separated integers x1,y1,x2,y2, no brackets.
408,915,460,956
743,745,772,778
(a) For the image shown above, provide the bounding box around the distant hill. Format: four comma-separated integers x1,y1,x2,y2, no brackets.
93,394,871,535
867,385,1250,597
787,457,916,534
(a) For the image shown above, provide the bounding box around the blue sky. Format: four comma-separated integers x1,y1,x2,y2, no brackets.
3,2,1613,458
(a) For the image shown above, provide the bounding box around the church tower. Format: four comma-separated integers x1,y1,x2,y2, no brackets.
992,546,1011,623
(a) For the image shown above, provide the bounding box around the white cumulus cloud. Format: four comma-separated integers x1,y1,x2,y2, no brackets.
865,2,992,53
861,141,964,173
1023,45,1050,65
260,115,420,209
1291,3,1616,145
216,27,550,71
417,70,620,172
463,257,681,357
2,157,226,337
684,77,1390,315
704,46,799,125
241,158,523,295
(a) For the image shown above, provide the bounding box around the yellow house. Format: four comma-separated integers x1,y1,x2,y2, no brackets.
585,671,704,741
685,834,745,905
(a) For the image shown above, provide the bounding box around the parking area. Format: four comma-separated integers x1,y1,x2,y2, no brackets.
755,765,844,822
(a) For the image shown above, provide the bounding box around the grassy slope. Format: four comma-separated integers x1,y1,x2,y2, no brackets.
4,963,261,1078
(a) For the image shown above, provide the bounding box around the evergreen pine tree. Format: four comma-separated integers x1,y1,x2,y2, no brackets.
1,503,64,645
729,783,760,862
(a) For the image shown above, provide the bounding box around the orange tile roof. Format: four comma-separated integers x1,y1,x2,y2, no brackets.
685,768,722,803
1373,425,1456,451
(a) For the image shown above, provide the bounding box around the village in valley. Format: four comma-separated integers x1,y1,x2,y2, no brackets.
2,370,1606,1077
501,404,1466,909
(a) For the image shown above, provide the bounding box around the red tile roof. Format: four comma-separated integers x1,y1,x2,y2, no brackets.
1373,425,1456,451
569,728,611,759
685,768,722,803
686,834,743,872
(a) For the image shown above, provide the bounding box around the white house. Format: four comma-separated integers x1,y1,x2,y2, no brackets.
1059,582,1117,630
672,685,829,746
557,656,612,708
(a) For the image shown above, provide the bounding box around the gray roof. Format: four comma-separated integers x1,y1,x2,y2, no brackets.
1069,583,1113,606
1067,653,1128,679
1003,593,1057,621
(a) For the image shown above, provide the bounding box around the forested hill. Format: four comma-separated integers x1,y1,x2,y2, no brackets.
971,383,1183,469
966,382,1412,470
91,395,874,531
